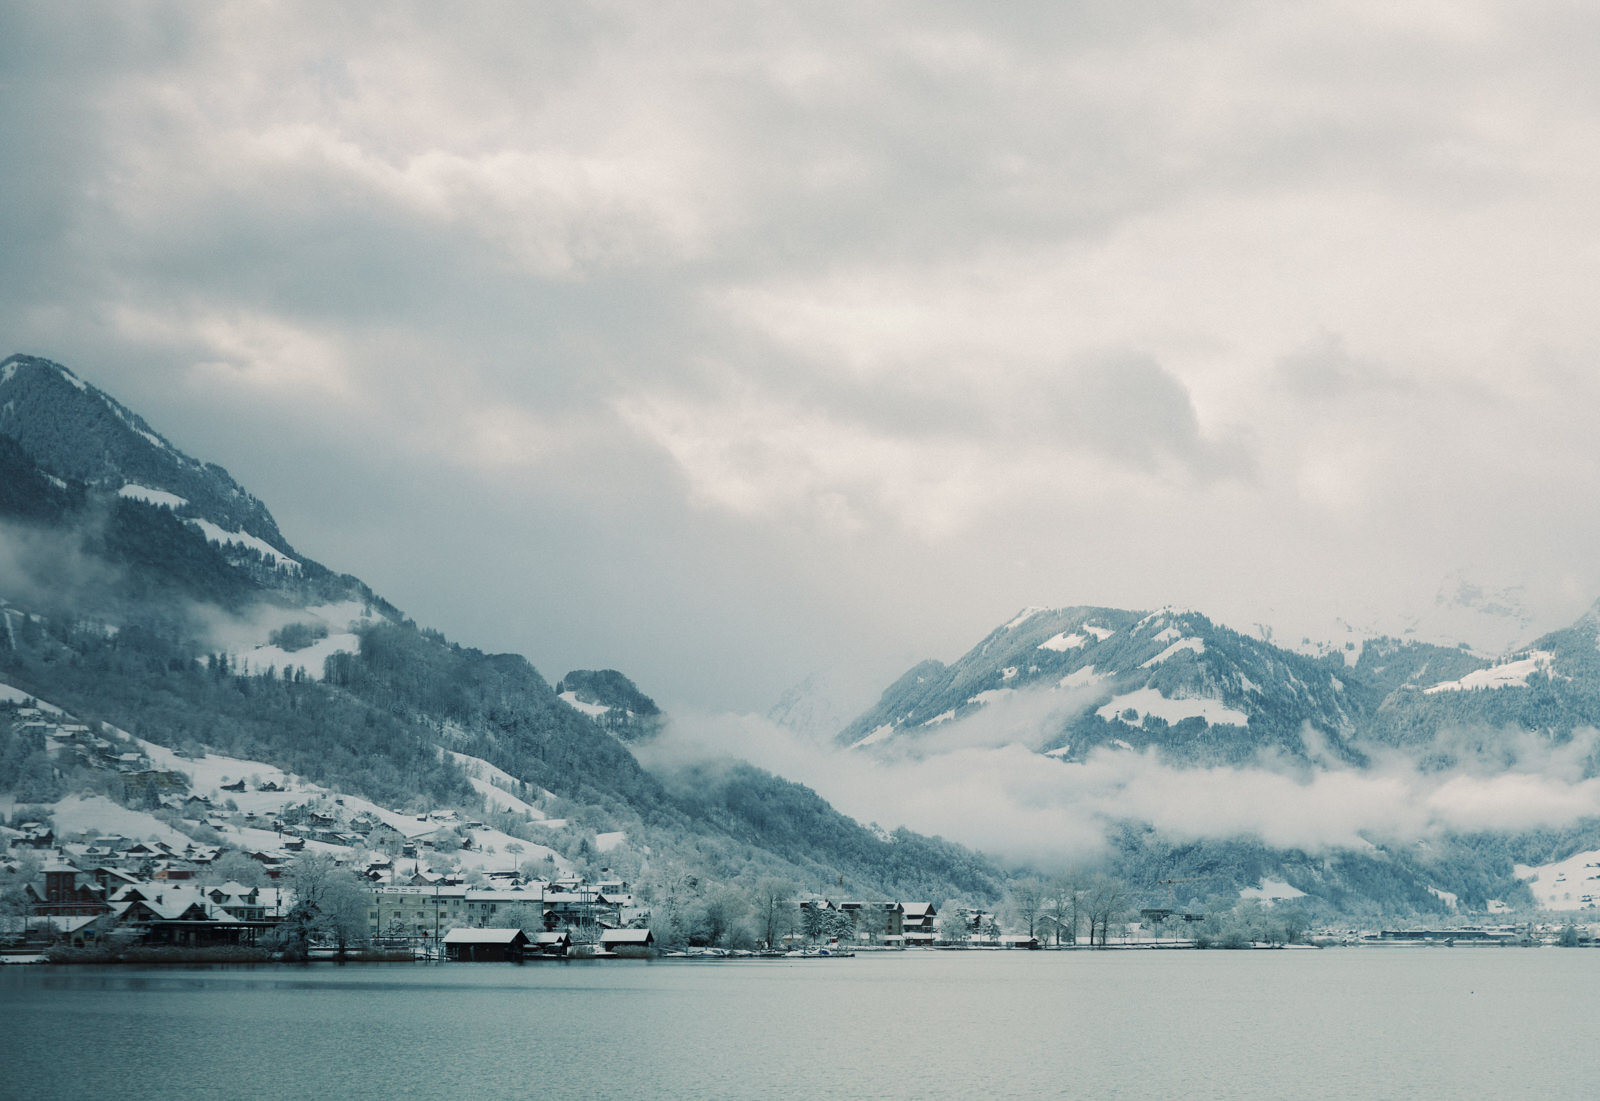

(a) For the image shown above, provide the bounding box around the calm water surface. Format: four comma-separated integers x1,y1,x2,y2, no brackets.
3,948,1596,1099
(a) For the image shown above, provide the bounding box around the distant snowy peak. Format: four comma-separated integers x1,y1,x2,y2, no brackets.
0,352,291,556
836,604,1358,764
1274,572,1548,667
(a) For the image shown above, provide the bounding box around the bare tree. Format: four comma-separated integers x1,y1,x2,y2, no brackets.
937,900,970,946
1007,878,1046,939
751,877,796,948
1084,875,1128,948
284,852,370,957
318,871,372,956
1044,875,1082,947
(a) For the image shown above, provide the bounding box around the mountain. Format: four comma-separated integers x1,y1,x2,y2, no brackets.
555,669,665,743
837,606,1374,765
0,353,1006,907
830,601,1600,916
0,355,289,553
833,600,1600,773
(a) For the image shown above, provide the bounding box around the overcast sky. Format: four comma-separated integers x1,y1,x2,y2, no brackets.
6,2,1600,713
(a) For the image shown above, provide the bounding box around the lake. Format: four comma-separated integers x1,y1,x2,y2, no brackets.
3,948,1595,1099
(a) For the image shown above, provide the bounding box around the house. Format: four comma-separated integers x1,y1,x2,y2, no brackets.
442,927,528,962
838,901,904,944
900,903,938,945
533,930,571,957
30,862,110,919
17,823,55,848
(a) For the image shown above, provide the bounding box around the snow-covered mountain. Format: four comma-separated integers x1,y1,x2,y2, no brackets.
0,352,1007,907
0,354,290,557
838,597,1600,778
837,606,1373,765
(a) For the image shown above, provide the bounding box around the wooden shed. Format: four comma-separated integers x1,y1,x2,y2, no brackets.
442,927,529,962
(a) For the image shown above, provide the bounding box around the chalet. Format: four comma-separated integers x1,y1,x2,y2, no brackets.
838,901,904,944
220,779,247,793
442,927,528,962
17,823,54,849
900,902,938,945
30,862,110,919
150,860,198,881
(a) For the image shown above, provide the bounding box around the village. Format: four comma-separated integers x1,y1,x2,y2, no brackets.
1,691,988,962
4,692,1594,964
0,810,996,962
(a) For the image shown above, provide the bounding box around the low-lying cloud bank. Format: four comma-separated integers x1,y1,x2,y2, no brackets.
639,687,1600,868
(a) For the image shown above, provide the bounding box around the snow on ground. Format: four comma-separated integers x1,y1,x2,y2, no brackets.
136,739,440,840
302,601,380,631
558,692,610,718
1059,666,1104,689
1043,745,1072,758
207,600,378,680
137,740,297,799
851,724,896,749
1141,637,1205,667
920,710,956,727
46,794,197,847
1424,651,1556,694
594,831,626,853
1004,607,1047,630
1428,886,1460,909
224,633,361,680
118,483,188,509
447,751,550,820
184,518,300,571
450,827,569,875
0,681,65,713
1516,849,1600,911
1096,687,1249,728
1039,631,1086,652
968,688,1015,707
1239,877,1307,902
1083,625,1114,641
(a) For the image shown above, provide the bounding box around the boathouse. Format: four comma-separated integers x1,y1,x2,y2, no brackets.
442,927,529,962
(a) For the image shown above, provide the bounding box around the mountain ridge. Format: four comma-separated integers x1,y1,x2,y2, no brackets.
0,352,1009,907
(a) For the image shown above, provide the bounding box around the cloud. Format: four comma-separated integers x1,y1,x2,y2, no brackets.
9,2,1600,712
642,686,1600,868
0,519,124,622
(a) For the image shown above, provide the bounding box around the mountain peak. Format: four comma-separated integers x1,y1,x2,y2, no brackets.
0,352,292,555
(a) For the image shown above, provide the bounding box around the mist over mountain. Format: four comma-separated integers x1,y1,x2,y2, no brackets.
12,350,1600,920
763,594,1600,915
0,352,1006,906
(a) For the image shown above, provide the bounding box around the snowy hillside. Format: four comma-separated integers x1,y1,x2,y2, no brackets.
837,606,1361,765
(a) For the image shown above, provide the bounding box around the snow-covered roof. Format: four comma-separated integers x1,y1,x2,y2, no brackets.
599,929,652,945
442,927,526,944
